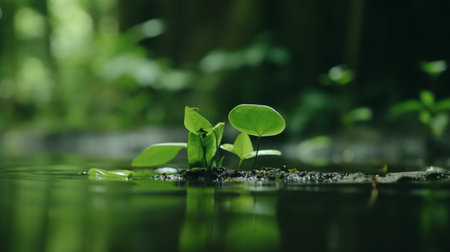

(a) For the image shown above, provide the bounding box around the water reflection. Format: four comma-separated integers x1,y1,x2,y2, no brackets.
1,165,450,252
179,187,280,252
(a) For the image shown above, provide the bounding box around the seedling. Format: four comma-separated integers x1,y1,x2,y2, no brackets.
220,132,281,169
129,104,285,170
391,90,450,137
228,104,285,169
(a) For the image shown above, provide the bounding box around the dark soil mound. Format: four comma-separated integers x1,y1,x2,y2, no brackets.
152,167,450,184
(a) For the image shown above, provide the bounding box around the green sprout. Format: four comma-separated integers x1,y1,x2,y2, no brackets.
391,90,450,137
126,104,285,170
220,133,281,169
227,104,285,170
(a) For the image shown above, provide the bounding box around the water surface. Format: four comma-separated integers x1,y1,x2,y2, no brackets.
0,157,449,252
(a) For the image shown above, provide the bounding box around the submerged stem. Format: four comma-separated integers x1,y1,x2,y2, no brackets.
250,136,261,170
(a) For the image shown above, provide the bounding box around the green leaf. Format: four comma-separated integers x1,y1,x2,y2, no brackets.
187,132,204,168
390,100,424,117
435,98,450,112
187,132,217,168
420,90,435,108
184,106,213,135
220,143,234,153
88,168,133,181
228,104,285,137
244,149,282,159
220,133,254,161
212,122,225,146
132,143,187,167
233,133,254,160
420,60,447,77
419,111,431,124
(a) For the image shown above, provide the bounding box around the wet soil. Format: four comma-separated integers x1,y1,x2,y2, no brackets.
152,166,450,184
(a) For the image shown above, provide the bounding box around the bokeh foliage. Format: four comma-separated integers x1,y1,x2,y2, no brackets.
1,0,449,137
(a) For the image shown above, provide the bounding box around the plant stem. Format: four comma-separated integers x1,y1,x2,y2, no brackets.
214,131,219,166
250,136,261,170
198,135,207,168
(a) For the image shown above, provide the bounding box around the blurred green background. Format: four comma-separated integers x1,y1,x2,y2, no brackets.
1,0,449,139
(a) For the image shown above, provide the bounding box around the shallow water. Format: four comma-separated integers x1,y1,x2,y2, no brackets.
0,157,449,252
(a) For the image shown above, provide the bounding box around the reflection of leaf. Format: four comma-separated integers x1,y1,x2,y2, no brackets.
132,143,187,167
88,168,133,181
390,100,424,116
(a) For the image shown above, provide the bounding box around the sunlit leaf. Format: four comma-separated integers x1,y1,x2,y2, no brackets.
228,104,285,137
220,143,234,153
184,106,213,135
132,143,187,167
244,150,282,159
88,168,133,181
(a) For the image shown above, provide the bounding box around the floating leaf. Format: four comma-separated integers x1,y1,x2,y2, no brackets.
184,106,213,135
132,143,187,167
88,168,133,181
228,104,285,137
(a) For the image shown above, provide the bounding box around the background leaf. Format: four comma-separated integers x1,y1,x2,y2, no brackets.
132,143,187,167
390,100,424,116
435,98,450,112
228,104,285,137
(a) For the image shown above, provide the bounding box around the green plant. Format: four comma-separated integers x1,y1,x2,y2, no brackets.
131,104,285,170
391,90,450,137
227,104,285,169
220,133,281,169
